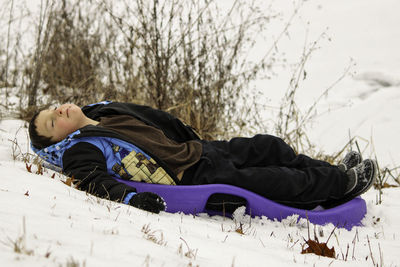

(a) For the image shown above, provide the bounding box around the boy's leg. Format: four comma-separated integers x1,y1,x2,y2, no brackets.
181,136,348,208
208,134,332,169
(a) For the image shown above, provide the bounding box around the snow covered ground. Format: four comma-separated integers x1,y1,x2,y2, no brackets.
1,0,400,266
0,120,399,266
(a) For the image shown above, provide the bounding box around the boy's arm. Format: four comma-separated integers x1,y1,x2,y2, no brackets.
62,142,165,213
131,103,202,141
62,142,135,202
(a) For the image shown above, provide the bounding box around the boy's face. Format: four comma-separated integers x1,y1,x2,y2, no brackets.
36,104,87,143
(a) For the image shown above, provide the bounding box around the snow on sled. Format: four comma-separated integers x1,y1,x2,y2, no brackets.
117,179,366,230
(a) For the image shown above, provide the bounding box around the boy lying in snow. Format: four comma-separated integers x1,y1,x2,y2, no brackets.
29,101,377,214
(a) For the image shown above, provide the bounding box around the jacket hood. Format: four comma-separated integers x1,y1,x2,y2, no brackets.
31,129,82,168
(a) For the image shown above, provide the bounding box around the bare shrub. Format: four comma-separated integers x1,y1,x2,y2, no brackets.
101,0,275,139
22,0,281,140
1,0,26,116
40,0,109,106
23,0,55,112
274,30,355,162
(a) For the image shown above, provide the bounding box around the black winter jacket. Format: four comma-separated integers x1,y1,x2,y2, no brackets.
62,102,200,202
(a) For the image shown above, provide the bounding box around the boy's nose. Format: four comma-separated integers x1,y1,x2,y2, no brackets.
55,107,63,116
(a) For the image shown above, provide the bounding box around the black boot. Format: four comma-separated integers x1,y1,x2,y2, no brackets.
338,151,362,172
344,159,377,198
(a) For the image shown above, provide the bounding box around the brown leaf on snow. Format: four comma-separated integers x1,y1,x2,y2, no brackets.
25,163,32,173
301,239,335,258
24,190,29,196
62,176,75,187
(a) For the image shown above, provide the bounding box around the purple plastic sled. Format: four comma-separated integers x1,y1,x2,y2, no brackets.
117,180,366,230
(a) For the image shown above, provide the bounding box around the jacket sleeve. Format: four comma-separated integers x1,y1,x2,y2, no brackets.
82,102,202,142
62,142,137,202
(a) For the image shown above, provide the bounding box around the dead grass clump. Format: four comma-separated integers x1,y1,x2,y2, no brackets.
20,0,282,140
141,223,167,246
40,0,108,106
1,217,34,256
374,163,400,204
64,256,86,267
178,237,198,260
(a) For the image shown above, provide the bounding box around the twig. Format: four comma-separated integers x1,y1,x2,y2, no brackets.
5,0,15,93
326,225,337,245
351,229,358,260
367,235,375,266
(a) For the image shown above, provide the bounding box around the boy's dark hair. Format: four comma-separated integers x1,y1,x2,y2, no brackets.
29,111,55,149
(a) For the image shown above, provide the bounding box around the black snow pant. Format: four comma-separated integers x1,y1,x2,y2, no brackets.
180,134,348,209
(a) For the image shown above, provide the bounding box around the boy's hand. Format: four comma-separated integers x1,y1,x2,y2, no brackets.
129,192,166,214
